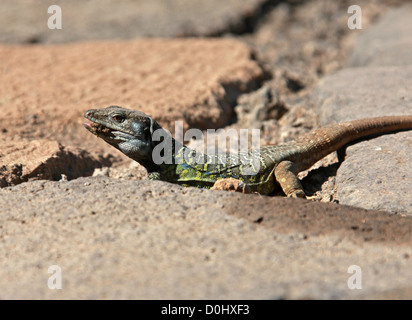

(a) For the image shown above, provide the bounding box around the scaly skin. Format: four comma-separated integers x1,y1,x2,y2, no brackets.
84,106,412,197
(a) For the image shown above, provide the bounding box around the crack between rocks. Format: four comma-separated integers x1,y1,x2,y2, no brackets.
185,0,309,130
199,0,304,37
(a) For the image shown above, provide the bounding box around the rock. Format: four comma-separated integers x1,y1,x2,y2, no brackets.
336,134,412,215
247,1,363,91
92,161,148,181
0,0,267,43
235,85,287,128
0,39,263,154
1,177,412,299
315,66,412,123
0,137,106,187
313,66,412,214
347,4,412,67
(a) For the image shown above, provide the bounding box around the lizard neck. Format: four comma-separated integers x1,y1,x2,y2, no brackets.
143,136,201,175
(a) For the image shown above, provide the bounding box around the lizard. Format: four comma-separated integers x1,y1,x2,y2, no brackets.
84,105,412,198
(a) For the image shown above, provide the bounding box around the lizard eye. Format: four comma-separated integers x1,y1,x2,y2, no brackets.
113,115,125,123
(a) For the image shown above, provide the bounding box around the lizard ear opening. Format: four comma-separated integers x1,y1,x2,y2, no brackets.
149,117,157,136
148,117,158,147
139,117,156,142
148,117,166,149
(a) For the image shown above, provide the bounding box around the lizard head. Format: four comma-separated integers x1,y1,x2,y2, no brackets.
84,106,162,162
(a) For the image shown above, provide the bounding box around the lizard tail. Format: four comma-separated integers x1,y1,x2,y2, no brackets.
342,115,412,138
295,115,412,170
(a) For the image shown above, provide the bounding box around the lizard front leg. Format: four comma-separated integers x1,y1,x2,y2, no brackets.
274,161,306,198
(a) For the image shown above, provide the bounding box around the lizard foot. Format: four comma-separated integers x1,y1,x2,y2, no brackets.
287,190,306,199
211,178,252,194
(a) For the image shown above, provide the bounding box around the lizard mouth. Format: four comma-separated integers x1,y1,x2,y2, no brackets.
83,121,135,143
83,121,114,137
